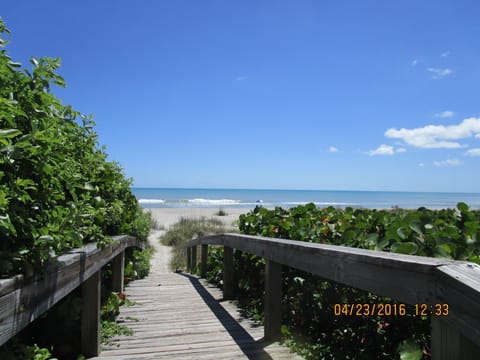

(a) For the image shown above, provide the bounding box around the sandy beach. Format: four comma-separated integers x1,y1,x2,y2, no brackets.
143,207,251,273
144,207,251,230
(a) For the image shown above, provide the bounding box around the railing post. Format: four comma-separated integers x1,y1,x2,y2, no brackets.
265,259,282,341
81,270,101,357
111,250,125,293
191,245,197,271
431,317,478,360
187,247,192,271
223,246,234,300
201,244,208,278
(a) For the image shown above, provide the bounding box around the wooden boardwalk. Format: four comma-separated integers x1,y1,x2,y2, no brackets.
92,229,302,359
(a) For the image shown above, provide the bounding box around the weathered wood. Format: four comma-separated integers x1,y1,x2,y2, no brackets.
431,317,478,360
264,260,282,341
185,233,480,356
187,233,224,247
220,233,453,304
0,235,141,347
191,245,197,271
111,251,125,293
187,233,456,302
201,244,208,278
223,246,234,300
81,270,101,357
187,247,192,271
433,262,480,346
91,272,302,359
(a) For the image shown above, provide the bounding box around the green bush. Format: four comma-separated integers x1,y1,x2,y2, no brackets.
125,247,153,281
0,18,151,277
0,339,57,360
0,17,151,359
205,203,480,359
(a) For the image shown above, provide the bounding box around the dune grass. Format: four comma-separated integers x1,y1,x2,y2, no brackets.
160,217,227,271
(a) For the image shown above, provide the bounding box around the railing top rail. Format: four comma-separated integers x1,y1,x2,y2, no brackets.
0,235,141,296
0,235,142,347
186,233,480,347
186,232,456,267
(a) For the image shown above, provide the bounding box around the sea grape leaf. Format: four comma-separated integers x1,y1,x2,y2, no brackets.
409,220,423,235
398,339,422,360
464,221,479,234
397,227,408,240
457,202,469,213
466,234,476,245
375,238,389,250
366,233,378,245
424,223,433,230
342,229,356,243
391,242,418,255
434,243,452,258
294,276,305,285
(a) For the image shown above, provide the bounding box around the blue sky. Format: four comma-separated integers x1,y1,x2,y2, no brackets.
2,1,480,192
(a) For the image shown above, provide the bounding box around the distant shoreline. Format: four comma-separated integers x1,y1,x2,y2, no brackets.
134,188,480,210
132,187,480,195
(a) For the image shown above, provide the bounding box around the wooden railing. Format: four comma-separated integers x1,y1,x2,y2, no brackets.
185,233,480,360
0,235,142,357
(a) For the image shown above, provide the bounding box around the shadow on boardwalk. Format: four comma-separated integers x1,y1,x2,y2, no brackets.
91,226,301,359
178,272,275,360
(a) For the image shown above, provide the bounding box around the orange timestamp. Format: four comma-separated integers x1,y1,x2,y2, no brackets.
333,303,449,317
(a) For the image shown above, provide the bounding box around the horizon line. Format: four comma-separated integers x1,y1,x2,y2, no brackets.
130,186,480,195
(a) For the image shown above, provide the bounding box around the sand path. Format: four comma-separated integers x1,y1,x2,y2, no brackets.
146,228,171,274
145,207,246,274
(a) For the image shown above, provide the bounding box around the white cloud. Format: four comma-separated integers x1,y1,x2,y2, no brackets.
434,110,455,118
368,144,395,156
385,117,480,149
328,146,339,153
427,67,453,79
465,148,480,157
433,159,462,167
411,59,418,67
418,163,425,167
441,51,450,57
396,148,407,153
235,76,248,81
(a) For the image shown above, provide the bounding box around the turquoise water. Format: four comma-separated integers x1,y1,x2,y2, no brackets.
131,188,480,210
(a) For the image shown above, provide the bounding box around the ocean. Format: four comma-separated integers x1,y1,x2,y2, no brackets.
132,188,480,210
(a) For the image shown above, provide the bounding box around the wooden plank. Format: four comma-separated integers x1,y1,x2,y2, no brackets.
187,234,224,247
111,251,125,293
191,245,197,271
223,246,234,300
185,233,480,354
0,275,23,296
431,317,478,360
81,270,101,357
187,248,192,271
433,262,480,349
201,244,208,278
91,272,302,359
264,260,282,341
188,233,459,303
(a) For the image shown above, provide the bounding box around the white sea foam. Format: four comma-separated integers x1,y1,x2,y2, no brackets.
138,199,166,204
313,202,356,206
187,198,241,205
